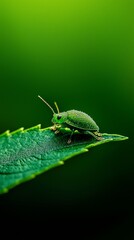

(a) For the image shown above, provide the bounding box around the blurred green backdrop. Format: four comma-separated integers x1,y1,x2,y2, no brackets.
0,0,134,237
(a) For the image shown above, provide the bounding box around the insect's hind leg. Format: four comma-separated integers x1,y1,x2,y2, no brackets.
84,130,102,140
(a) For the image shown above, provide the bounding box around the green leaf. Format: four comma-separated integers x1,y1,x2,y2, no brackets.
0,124,128,194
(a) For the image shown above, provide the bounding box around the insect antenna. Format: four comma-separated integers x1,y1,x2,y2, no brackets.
54,102,60,114
38,95,55,114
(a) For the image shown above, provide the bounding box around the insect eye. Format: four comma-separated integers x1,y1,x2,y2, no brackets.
57,115,61,120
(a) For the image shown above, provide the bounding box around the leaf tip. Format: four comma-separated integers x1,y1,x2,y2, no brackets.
11,127,24,135
5,130,10,136
34,124,41,129
0,130,10,136
59,161,64,165
20,127,24,132
84,148,89,152
0,187,9,194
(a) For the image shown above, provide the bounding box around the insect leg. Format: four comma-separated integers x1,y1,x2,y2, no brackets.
84,130,102,140
50,124,61,134
67,129,75,144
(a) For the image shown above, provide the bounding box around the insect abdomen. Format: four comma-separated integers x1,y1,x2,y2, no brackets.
66,110,99,131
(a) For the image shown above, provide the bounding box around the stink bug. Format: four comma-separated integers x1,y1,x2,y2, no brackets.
38,95,102,143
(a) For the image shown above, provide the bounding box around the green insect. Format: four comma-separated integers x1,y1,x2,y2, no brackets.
38,95,102,143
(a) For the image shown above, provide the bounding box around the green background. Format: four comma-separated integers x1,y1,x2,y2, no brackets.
0,0,134,237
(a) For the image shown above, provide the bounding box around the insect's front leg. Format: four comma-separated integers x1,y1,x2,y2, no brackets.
50,124,61,134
